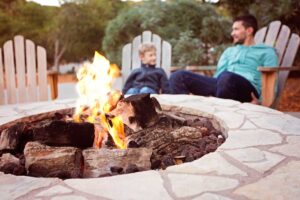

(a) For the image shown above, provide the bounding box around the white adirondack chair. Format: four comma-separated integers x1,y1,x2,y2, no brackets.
0,35,57,105
255,21,300,107
121,30,172,85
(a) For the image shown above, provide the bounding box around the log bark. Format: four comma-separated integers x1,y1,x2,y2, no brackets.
24,142,82,178
0,123,28,151
33,120,94,148
0,153,25,175
109,94,160,132
82,148,152,178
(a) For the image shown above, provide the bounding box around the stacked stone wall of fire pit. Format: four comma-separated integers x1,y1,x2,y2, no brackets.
0,95,225,179
1,95,300,200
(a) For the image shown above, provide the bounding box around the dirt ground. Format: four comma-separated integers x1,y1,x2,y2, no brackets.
277,72,300,111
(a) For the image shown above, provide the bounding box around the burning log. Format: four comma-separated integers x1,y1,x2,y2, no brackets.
109,94,160,132
82,147,152,178
33,120,94,148
24,142,82,178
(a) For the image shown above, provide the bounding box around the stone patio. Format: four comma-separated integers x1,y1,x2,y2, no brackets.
0,94,300,200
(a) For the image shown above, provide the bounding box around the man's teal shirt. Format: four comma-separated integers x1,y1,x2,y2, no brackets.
214,44,278,96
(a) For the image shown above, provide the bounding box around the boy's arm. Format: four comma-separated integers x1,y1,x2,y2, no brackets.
159,70,172,94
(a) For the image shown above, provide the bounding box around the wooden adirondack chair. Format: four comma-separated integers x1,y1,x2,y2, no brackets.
255,21,300,107
185,21,300,108
121,30,172,85
0,35,58,105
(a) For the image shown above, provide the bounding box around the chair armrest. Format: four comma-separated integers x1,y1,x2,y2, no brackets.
170,66,185,72
47,72,59,100
258,66,300,72
185,65,217,76
186,65,217,71
258,66,300,107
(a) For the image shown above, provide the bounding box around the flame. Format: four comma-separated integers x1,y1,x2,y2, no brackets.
74,51,126,149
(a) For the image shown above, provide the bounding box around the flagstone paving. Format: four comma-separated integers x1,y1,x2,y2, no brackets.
0,94,299,200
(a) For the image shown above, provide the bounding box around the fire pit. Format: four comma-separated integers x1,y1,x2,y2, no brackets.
1,53,300,199
0,94,225,178
1,95,300,200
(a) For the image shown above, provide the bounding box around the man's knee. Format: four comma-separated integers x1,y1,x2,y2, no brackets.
217,71,237,84
216,72,238,98
170,70,186,83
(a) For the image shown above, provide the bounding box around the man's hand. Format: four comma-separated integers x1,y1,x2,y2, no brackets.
250,92,260,105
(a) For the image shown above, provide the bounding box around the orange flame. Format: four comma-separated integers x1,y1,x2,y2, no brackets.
74,51,126,149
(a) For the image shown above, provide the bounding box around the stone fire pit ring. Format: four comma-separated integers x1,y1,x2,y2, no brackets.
1,94,300,200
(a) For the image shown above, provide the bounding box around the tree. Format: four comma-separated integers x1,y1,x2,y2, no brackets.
51,0,125,70
102,0,232,67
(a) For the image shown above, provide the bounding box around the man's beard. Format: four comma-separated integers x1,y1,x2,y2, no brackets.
233,35,246,45
234,38,246,45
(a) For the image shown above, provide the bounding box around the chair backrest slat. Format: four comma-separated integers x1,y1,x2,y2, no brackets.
14,35,27,103
264,21,281,46
281,33,300,67
162,41,172,78
122,30,172,85
254,27,267,44
26,39,38,102
277,33,300,97
275,25,291,64
132,35,141,70
37,46,48,101
0,48,5,104
3,40,17,104
142,31,151,43
152,34,162,68
122,43,132,84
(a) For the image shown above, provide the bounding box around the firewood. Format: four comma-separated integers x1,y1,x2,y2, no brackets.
109,94,160,132
0,123,27,151
0,153,25,175
24,142,82,178
82,147,152,178
33,120,94,148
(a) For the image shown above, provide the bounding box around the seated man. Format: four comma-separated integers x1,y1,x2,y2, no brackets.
122,43,171,95
170,15,278,103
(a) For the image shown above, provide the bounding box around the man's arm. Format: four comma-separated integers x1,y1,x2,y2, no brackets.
263,48,279,67
213,47,231,78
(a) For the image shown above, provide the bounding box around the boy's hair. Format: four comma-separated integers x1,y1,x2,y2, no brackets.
138,43,156,56
234,14,258,35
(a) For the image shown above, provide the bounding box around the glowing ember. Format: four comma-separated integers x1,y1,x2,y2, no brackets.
73,51,126,149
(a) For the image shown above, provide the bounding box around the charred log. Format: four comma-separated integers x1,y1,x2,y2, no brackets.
33,120,94,148
109,94,160,132
125,113,224,169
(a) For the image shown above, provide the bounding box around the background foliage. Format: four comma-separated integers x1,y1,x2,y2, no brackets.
0,0,299,69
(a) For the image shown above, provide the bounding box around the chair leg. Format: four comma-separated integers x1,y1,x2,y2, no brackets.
261,71,277,107
48,73,58,99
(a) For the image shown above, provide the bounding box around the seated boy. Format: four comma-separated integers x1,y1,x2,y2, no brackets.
122,43,171,95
